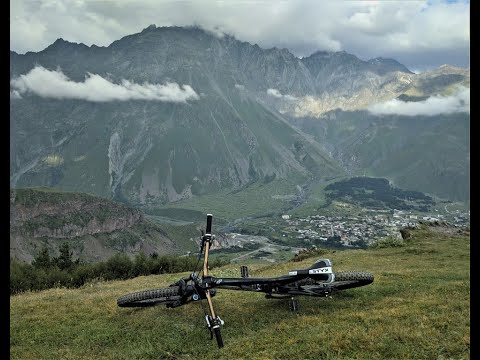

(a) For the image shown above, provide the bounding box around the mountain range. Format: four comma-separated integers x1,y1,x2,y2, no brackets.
10,25,470,209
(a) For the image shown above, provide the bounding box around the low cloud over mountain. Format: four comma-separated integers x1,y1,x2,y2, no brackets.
267,88,297,101
10,66,200,103
368,86,469,116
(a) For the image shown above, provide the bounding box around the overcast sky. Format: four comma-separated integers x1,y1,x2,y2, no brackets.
10,0,469,72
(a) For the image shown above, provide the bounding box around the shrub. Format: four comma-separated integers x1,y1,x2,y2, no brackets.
11,250,229,294
131,253,149,277
10,259,33,294
292,247,329,262
104,253,133,280
369,236,405,249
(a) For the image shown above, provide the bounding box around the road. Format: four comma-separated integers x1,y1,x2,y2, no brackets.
230,243,304,262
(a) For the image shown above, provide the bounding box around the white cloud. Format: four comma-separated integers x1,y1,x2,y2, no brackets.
267,88,297,100
10,90,22,99
234,84,244,90
267,88,282,98
284,95,298,101
368,86,469,116
10,1,469,69
10,66,200,102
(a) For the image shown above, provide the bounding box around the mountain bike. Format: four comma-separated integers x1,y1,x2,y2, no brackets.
117,214,374,348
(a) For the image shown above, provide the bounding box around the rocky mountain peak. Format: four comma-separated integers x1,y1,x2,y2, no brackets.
142,24,157,32
367,57,413,74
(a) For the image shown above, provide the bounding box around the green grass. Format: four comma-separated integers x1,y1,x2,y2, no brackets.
163,179,301,222
159,223,201,253
10,225,469,359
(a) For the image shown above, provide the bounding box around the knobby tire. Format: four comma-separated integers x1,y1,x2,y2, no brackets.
117,286,181,307
329,271,374,291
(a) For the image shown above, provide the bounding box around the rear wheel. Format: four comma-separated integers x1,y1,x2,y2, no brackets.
117,286,182,307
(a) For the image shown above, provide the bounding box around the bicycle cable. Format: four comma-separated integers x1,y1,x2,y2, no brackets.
191,249,203,279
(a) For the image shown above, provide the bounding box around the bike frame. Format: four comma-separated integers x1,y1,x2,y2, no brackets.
203,273,332,291
117,213,374,349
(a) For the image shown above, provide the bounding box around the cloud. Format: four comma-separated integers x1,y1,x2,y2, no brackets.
10,1,469,69
267,88,282,98
368,86,469,116
10,90,22,99
267,88,297,100
234,84,244,90
10,66,200,102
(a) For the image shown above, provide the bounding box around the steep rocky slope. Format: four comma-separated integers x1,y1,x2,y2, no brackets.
10,188,187,262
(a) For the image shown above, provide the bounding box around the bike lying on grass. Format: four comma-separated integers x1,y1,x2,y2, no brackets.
117,214,374,348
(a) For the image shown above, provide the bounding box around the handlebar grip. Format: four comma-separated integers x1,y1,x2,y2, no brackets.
206,214,213,234
213,327,224,348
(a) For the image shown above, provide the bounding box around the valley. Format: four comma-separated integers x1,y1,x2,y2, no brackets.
11,174,469,266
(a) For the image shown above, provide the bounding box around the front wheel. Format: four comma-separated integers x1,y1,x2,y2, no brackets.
213,327,224,348
117,286,182,307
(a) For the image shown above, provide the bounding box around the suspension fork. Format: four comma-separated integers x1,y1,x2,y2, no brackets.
201,214,224,348
203,234,216,318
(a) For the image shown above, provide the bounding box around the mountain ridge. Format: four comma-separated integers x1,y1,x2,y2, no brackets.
10,25,469,206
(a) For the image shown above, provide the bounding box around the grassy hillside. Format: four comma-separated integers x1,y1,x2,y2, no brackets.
10,225,469,359
160,178,305,222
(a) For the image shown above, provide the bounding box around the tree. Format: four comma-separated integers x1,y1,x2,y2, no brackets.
132,252,149,276
56,242,73,271
32,246,52,269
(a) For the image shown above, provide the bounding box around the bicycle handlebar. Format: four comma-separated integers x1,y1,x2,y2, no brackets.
206,213,213,234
